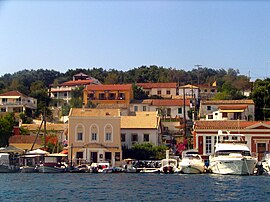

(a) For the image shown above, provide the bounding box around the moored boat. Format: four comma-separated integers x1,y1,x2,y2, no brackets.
0,153,20,173
209,130,257,175
179,150,205,174
37,153,67,173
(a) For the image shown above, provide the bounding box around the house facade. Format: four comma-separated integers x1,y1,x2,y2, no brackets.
193,120,270,160
83,84,133,108
49,72,101,106
0,90,37,113
130,99,191,120
68,108,122,167
120,112,162,149
196,82,218,100
136,83,177,98
199,99,255,121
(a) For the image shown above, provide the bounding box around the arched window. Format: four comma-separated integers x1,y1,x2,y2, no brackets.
104,124,113,142
90,124,99,142
75,124,85,142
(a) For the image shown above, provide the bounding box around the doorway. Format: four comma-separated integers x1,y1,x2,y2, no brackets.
257,143,267,161
90,152,98,163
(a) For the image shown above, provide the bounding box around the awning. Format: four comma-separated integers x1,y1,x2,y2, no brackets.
219,109,244,113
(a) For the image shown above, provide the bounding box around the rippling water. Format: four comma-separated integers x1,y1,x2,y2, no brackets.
0,173,268,201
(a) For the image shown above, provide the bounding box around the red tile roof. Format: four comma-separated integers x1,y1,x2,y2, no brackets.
194,120,270,130
9,135,42,144
152,99,190,106
136,82,177,89
58,79,96,86
218,105,248,110
85,84,132,91
201,99,254,105
0,90,26,97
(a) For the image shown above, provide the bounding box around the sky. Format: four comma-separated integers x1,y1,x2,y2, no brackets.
0,0,270,80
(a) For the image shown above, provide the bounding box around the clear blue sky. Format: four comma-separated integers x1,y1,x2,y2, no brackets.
0,1,270,80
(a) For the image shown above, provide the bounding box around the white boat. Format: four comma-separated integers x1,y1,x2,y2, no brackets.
261,152,270,174
37,153,67,173
179,150,205,174
0,153,20,173
159,158,180,174
20,154,41,173
90,162,110,173
209,130,257,175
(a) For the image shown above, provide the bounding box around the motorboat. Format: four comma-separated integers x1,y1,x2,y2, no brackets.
122,158,138,173
209,130,257,175
159,158,180,174
179,150,205,174
0,153,20,173
69,164,91,173
20,154,41,173
37,153,67,173
90,162,110,173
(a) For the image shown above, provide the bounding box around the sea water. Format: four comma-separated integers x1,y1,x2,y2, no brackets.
0,173,268,201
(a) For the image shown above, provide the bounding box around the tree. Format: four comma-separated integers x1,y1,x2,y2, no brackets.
70,86,84,108
133,85,148,100
0,113,17,147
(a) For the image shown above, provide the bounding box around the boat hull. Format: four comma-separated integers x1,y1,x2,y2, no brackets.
37,166,66,173
0,165,20,173
180,163,205,174
210,157,257,175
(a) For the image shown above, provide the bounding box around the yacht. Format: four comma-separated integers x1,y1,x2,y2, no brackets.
209,130,257,175
179,150,205,174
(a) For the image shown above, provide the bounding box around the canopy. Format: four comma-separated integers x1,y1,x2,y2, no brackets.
28,149,49,155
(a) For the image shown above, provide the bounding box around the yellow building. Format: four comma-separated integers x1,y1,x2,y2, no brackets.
68,108,122,167
83,84,133,108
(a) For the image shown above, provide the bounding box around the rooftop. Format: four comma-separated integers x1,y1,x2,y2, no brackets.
136,82,177,89
69,108,120,117
121,112,160,129
85,84,132,91
201,99,254,105
0,90,26,97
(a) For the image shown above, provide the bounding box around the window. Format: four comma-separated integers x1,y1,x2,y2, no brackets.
134,106,138,112
76,152,83,159
90,125,98,142
64,92,67,97
109,93,116,100
132,134,138,142
77,132,83,141
145,91,150,95
166,90,171,95
99,93,105,100
206,136,212,154
222,112,228,118
208,115,213,119
91,133,97,141
157,90,161,95
143,106,147,111
178,108,182,114
121,133,126,142
207,106,211,110
144,134,149,142
166,108,171,116
211,89,215,93
204,89,207,92
223,136,229,141
105,133,112,141
88,93,94,100
119,93,125,100
232,136,238,140
105,152,112,162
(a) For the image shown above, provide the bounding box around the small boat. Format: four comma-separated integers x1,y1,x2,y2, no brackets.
37,153,67,173
179,150,205,174
69,164,91,173
122,158,138,173
159,158,180,174
20,154,41,173
0,153,20,173
90,162,110,173
209,130,257,175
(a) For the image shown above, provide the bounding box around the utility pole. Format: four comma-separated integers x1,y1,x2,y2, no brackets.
195,64,202,85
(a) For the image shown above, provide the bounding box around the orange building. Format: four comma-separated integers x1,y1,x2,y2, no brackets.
83,84,133,107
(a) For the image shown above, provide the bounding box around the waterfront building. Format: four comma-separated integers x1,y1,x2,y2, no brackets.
0,90,37,114
199,99,255,121
68,108,122,167
193,120,270,161
120,111,162,149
